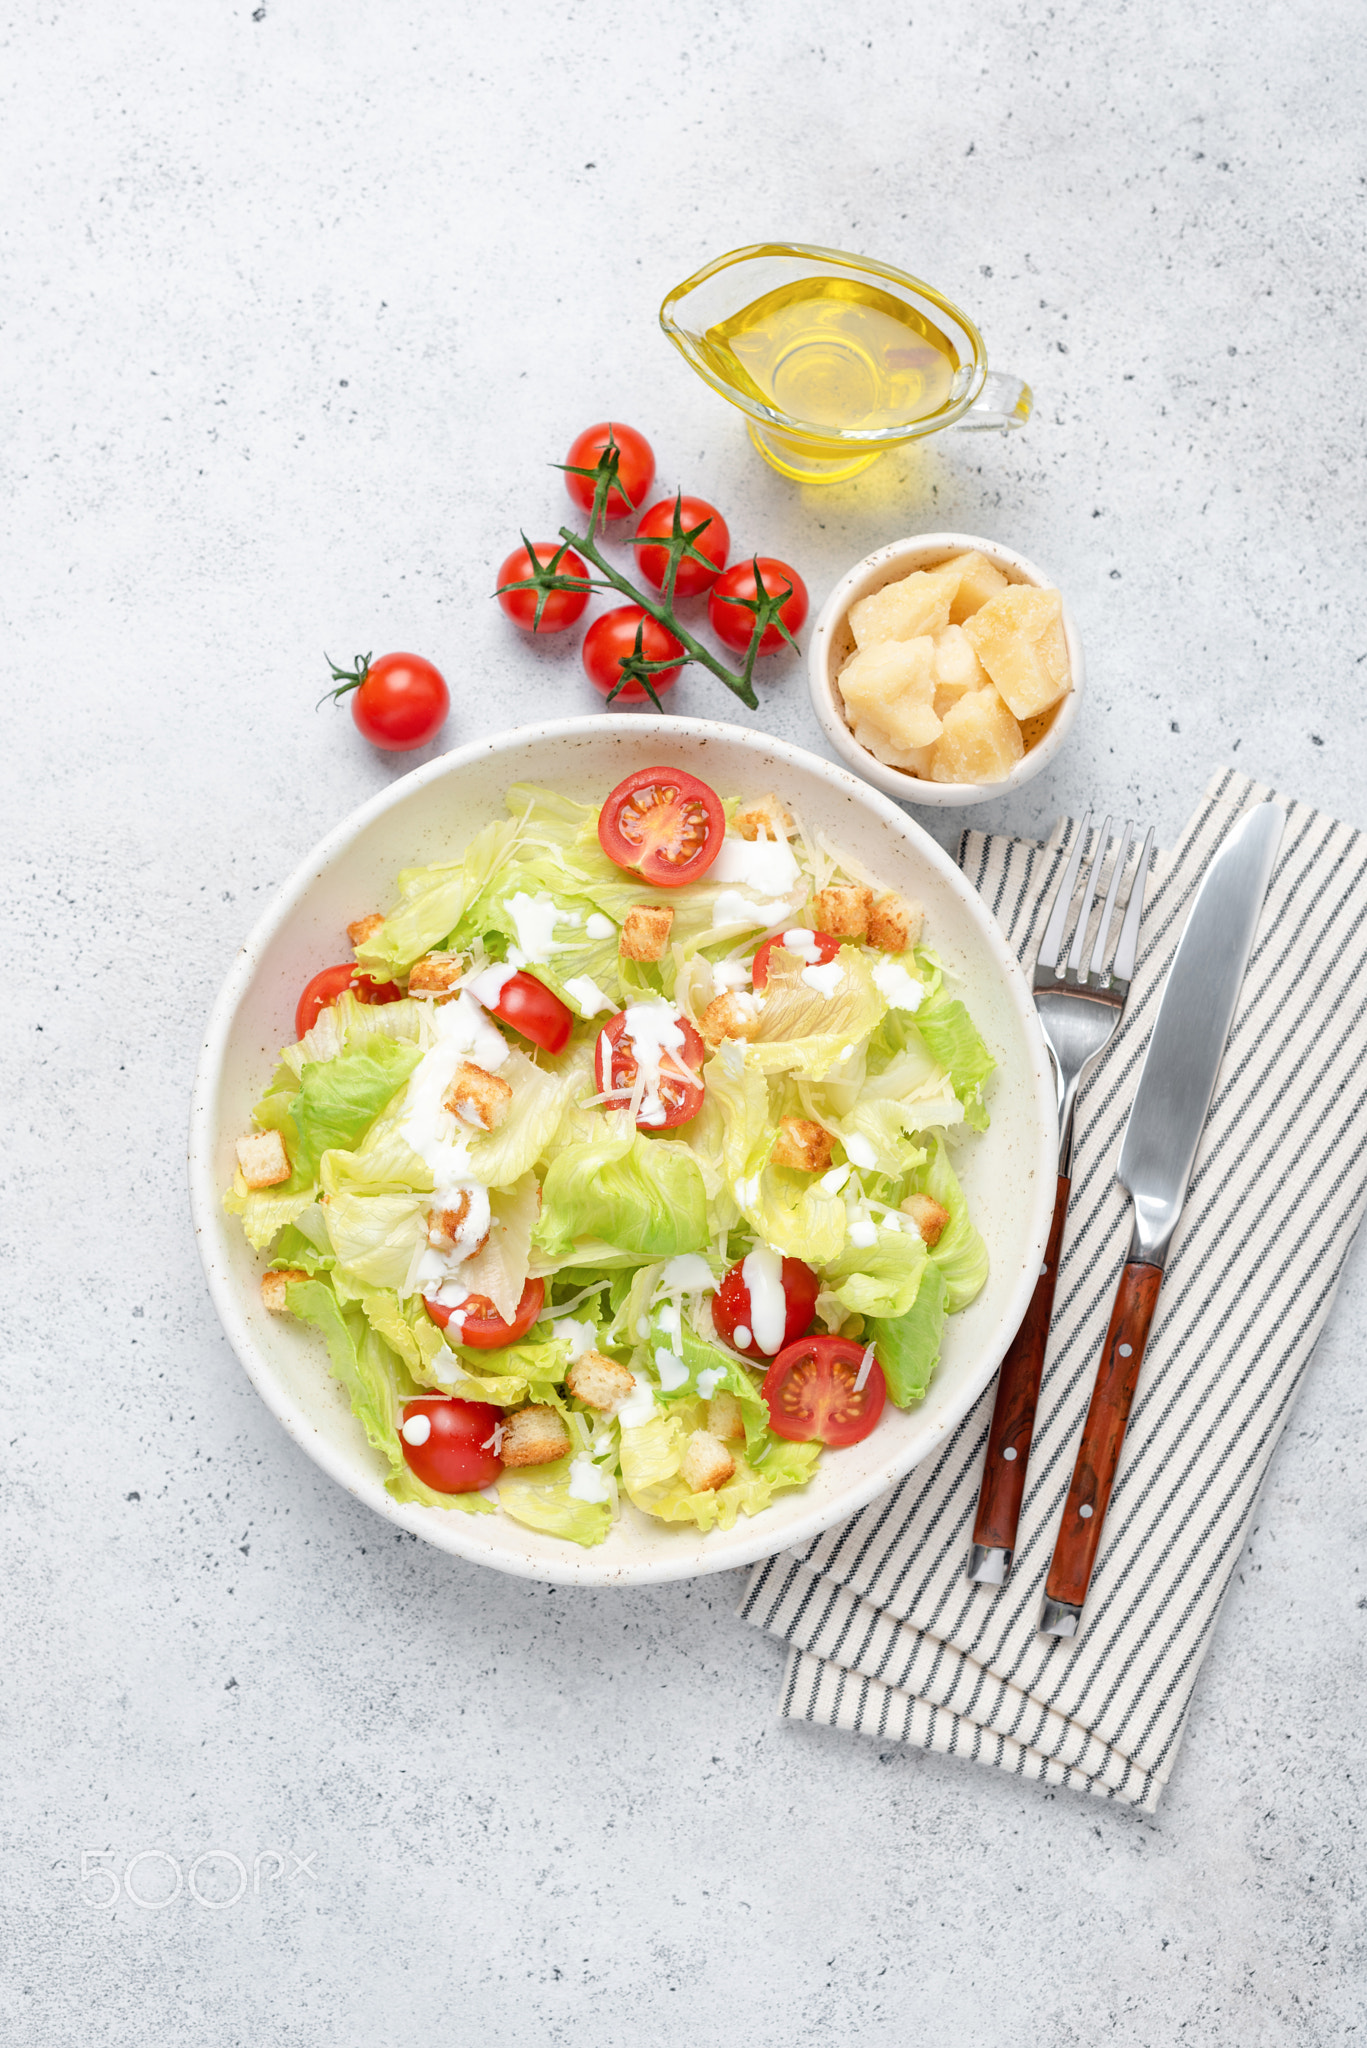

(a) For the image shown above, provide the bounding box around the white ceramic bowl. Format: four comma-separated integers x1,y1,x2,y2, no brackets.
189,716,1056,1586
808,532,1085,808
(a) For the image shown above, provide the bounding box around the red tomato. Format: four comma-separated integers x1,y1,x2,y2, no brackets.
595,1009,706,1130
424,1278,546,1350
712,1257,820,1362
327,652,449,750
294,964,403,1042
597,767,725,887
496,541,591,634
563,422,655,520
751,930,842,991
582,606,684,703
399,1396,504,1492
633,495,730,598
762,1336,886,1447
488,970,574,1054
708,558,809,656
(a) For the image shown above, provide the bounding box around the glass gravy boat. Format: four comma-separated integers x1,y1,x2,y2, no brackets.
660,242,1031,484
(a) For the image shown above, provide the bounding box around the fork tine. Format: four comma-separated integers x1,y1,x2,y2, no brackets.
1112,825,1155,982
1089,820,1133,979
1036,810,1092,973
1067,816,1112,973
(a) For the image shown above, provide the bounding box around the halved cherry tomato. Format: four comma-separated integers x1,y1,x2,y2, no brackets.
633,495,730,598
762,1336,886,1446
595,1008,706,1130
424,1277,546,1350
712,1256,820,1362
295,964,403,1042
597,767,725,887
399,1396,504,1492
488,970,574,1054
708,557,809,656
582,606,684,703
496,541,591,634
563,422,655,520
751,929,842,991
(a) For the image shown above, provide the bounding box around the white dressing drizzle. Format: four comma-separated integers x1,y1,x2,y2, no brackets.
567,1454,611,1503
552,1317,598,1361
843,1132,877,1169
710,832,801,896
696,1367,723,1399
563,973,614,1017
660,1253,714,1293
801,960,845,998
741,1246,787,1355
502,891,565,964
615,1003,688,1128
872,958,924,1012
585,912,616,940
614,1374,659,1428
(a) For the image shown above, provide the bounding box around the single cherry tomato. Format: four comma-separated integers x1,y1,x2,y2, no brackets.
399,1396,504,1492
495,541,591,634
597,766,725,887
632,495,730,598
595,1009,706,1130
487,970,574,1054
424,1278,546,1350
295,964,403,1042
708,557,809,657
582,606,684,704
325,651,450,751
712,1257,820,1362
751,930,842,991
563,422,656,520
762,1336,886,1447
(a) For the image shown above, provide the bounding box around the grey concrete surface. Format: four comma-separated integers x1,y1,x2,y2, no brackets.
5,1,1366,2041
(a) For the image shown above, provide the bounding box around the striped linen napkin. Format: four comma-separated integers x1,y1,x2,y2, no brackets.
739,769,1367,1813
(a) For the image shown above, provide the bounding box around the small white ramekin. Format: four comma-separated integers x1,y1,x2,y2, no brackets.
808,532,1085,808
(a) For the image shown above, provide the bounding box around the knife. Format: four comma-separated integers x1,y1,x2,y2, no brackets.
1038,802,1284,1638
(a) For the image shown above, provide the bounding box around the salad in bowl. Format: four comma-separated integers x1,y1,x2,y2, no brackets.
222,759,1001,1552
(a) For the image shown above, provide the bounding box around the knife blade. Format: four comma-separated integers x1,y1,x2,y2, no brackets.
1038,802,1284,1637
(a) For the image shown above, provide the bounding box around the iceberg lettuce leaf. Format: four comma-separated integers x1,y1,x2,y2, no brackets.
913,993,995,1132
536,1126,708,1259
497,1456,614,1546
825,1223,929,1319
868,1259,947,1408
919,1138,989,1312
354,818,523,980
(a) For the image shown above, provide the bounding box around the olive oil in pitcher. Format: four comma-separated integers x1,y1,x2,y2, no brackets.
696,276,961,437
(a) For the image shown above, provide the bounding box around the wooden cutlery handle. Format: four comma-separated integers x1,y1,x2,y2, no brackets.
972,1174,1071,1554
1045,1262,1164,1611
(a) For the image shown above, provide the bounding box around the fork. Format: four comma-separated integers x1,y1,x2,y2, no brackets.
966,812,1155,1588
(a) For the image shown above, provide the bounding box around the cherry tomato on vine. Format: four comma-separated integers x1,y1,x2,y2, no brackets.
595,1009,706,1130
323,651,450,751
751,930,842,990
762,1336,886,1447
712,1257,820,1362
597,766,725,887
295,964,402,1042
399,1396,504,1492
496,541,591,634
563,422,655,520
582,606,684,704
633,495,730,598
486,970,574,1054
424,1278,547,1350
708,558,809,656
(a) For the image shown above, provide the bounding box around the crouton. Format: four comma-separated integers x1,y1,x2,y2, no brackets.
901,1193,950,1247
408,951,465,995
443,1061,512,1131
235,1129,291,1189
260,1267,308,1313
700,991,763,1045
620,904,675,963
500,1404,571,1469
813,884,872,938
771,1117,834,1173
706,1389,746,1442
734,794,793,842
867,892,924,953
425,1194,489,1258
681,1428,736,1494
566,1349,636,1412
347,912,385,950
